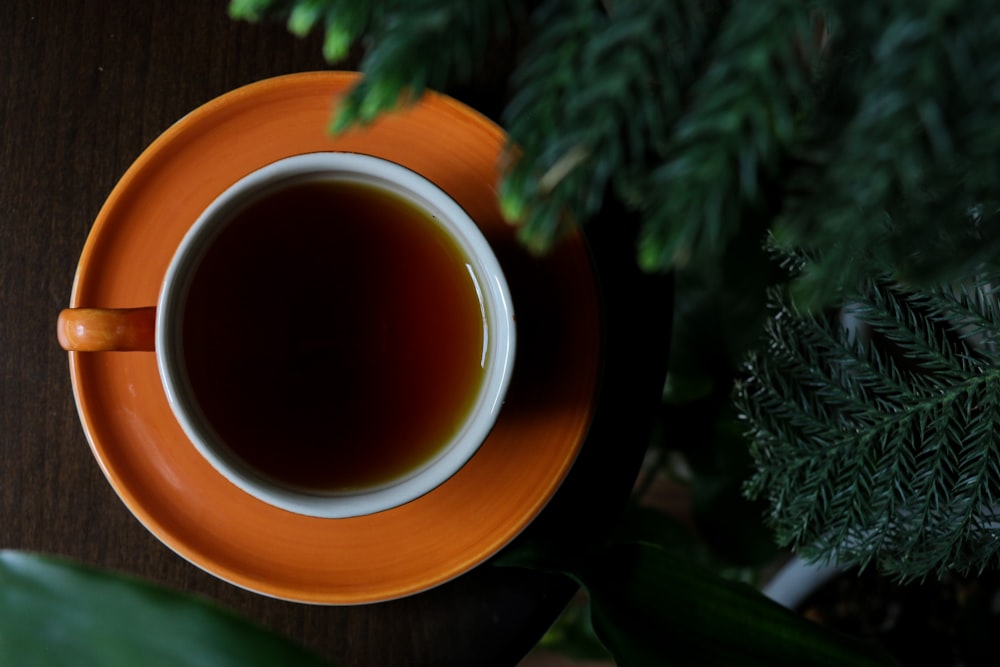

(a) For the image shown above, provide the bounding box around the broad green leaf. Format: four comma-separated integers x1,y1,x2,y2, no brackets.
571,542,898,667
0,551,332,667
612,506,756,584
688,419,779,569
534,592,612,662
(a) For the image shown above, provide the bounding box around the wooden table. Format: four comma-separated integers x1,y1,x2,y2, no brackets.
0,2,671,665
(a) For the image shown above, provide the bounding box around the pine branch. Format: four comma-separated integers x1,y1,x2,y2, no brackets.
635,0,818,271
738,270,1000,580
235,0,1000,310
331,0,520,131
775,0,1000,307
230,0,380,61
499,0,725,252
230,0,520,129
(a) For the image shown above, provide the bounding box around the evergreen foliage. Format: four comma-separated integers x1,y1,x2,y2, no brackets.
232,0,1000,301
737,255,1000,579
230,0,518,129
772,0,1000,307
232,0,1000,581
499,0,730,253
635,0,816,272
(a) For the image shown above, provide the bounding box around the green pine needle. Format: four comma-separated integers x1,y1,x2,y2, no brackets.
637,0,818,271
738,268,1000,580
329,0,516,131
774,0,1000,307
502,0,725,252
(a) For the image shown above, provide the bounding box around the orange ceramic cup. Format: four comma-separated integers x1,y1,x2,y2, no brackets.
58,152,516,519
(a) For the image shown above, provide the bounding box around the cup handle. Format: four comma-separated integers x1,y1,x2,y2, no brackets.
57,307,157,352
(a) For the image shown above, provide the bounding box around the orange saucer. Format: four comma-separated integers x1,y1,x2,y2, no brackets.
66,72,600,604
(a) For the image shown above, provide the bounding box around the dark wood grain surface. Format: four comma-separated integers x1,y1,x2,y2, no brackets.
0,2,671,665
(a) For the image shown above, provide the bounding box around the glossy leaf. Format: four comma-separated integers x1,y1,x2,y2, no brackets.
0,551,332,667
570,542,898,667
533,591,612,661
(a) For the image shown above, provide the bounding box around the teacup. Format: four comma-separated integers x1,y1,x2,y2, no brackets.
58,152,516,518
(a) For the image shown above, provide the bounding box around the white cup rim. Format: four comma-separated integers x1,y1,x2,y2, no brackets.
155,152,516,518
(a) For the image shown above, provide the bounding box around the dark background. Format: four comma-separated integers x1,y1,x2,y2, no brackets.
0,2,671,665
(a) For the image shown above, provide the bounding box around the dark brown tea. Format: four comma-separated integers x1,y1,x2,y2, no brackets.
180,179,488,492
